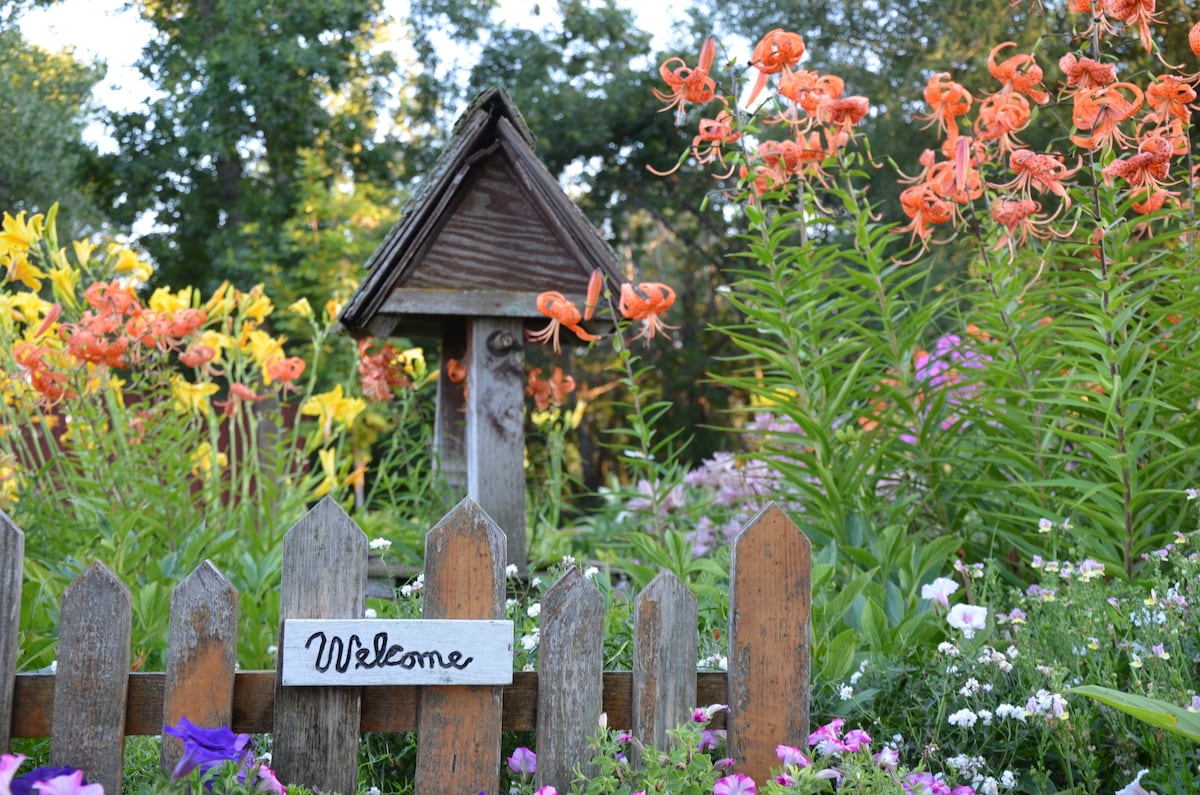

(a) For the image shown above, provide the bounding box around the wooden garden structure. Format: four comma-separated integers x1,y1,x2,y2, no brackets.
337,88,626,571
2,499,812,795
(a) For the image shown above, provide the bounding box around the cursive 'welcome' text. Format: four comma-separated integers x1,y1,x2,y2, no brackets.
304,630,474,674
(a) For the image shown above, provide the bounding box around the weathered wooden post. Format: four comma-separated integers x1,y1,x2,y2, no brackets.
336,87,624,571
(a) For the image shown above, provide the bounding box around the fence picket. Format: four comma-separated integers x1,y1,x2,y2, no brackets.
536,567,604,789
632,570,698,766
727,503,811,782
50,561,132,795
272,496,367,795
1,511,23,751
161,560,239,776
415,497,507,795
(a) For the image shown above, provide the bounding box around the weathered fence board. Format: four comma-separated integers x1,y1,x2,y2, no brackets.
632,570,698,766
51,561,132,795
161,561,239,775
1,511,23,752
727,502,812,782
465,317,527,569
536,566,605,789
272,497,367,795
415,498,507,795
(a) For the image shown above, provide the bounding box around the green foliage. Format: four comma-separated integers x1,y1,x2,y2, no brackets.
0,25,105,235
90,0,402,294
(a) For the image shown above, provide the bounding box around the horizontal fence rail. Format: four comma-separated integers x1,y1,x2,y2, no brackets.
2,498,812,795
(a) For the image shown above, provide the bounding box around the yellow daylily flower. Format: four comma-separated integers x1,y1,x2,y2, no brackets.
0,211,44,258
401,347,427,380
324,298,342,323
47,265,81,312
301,384,366,439
72,239,98,268
239,285,274,324
190,442,228,482
240,328,287,370
149,285,197,313
203,281,236,320
108,244,153,282
170,375,220,414
0,456,21,509
288,297,314,319
5,253,45,291
312,447,338,498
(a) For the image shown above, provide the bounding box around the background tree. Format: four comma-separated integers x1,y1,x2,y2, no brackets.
0,23,106,238
87,0,405,294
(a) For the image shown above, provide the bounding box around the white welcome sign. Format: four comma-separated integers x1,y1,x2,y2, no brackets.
281,619,514,686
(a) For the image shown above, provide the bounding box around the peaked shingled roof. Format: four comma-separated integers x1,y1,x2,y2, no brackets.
337,87,624,340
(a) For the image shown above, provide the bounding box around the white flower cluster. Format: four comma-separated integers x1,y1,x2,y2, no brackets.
1024,689,1069,721
399,573,424,597
699,653,728,671
368,537,392,550
977,646,1015,673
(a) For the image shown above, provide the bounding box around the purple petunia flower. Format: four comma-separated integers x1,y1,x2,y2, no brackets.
9,767,85,795
29,772,104,795
507,747,536,776
163,716,253,782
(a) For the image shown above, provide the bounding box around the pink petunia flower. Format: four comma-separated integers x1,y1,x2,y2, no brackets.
713,773,757,795
921,577,959,609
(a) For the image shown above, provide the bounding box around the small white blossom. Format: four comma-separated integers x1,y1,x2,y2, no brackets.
947,603,989,639
527,603,541,618
364,608,377,619
505,564,519,578
368,538,392,550
839,685,854,700
520,629,540,651
948,708,978,728
937,641,960,657
583,566,599,580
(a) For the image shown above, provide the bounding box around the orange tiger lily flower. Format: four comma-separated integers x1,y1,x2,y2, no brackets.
1190,19,1200,57
527,291,601,353
619,282,678,344
994,149,1081,206
266,356,306,385
1069,82,1144,150
747,29,806,105
525,366,576,411
815,95,870,137
974,93,1032,155
916,73,973,140
1101,134,1176,194
1145,75,1196,124
895,183,955,247
988,43,1050,104
653,36,718,118
1058,54,1117,91
1102,0,1162,53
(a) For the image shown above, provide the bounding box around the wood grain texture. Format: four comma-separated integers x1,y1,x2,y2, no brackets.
415,498,506,795
0,511,24,751
12,670,730,736
727,503,812,782
272,497,366,795
632,570,698,766
465,317,526,570
406,156,593,296
161,561,239,775
51,562,132,795
536,568,604,789
434,321,468,500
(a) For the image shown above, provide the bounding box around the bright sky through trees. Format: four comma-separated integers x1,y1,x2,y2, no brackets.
20,0,681,128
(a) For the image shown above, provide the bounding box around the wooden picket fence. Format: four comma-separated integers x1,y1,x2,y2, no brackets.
1,497,812,795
